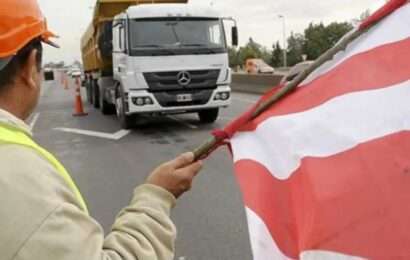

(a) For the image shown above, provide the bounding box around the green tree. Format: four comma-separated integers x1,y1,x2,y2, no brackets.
237,38,264,66
260,46,272,66
303,22,353,60
326,22,353,46
287,33,305,66
246,37,263,58
237,46,257,66
303,22,328,60
228,47,239,68
271,41,283,67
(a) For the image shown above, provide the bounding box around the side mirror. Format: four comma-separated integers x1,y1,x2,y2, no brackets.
232,26,238,46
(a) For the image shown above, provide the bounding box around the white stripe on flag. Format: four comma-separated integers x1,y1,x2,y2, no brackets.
302,3,410,86
231,79,410,180
245,207,292,260
247,208,365,259
300,251,365,260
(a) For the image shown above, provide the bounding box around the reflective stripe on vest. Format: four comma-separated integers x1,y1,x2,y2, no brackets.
0,123,89,214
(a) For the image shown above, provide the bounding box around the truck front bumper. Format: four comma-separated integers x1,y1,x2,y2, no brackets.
126,85,231,115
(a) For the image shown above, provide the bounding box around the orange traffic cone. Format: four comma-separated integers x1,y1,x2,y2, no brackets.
73,77,88,117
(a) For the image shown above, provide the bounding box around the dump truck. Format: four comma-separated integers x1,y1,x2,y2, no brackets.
81,0,238,128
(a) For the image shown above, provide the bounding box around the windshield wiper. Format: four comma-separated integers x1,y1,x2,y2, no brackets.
133,44,178,55
167,22,182,45
150,49,178,56
181,44,208,47
134,44,167,48
180,44,220,53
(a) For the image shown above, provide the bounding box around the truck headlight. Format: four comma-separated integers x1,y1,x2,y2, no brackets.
144,97,153,105
132,97,154,106
136,98,144,106
214,92,230,101
220,92,230,100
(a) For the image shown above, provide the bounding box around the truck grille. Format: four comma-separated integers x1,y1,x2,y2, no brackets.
143,70,220,92
153,90,213,108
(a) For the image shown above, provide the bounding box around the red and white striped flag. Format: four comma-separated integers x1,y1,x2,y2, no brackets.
220,1,410,259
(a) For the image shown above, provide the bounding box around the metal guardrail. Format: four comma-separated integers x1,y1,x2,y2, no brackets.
231,73,284,94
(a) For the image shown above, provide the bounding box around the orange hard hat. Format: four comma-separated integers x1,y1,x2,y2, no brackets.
0,0,58,59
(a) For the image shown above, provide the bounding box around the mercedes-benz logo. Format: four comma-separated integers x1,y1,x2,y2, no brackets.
177,71,191,86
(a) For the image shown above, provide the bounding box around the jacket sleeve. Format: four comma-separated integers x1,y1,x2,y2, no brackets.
15,184,177,260
8,148,177,260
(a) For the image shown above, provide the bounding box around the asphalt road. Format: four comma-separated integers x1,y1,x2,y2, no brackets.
30,78,261,260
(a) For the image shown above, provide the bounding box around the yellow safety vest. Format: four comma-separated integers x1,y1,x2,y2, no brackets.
0,123,88,214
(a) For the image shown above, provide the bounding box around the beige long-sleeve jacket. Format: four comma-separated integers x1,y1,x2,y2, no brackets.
0,109,177,260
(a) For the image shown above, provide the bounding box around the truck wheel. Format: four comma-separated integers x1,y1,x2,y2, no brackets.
92,80,100,109
86,78,92,104
115,87,134,129
198,108,219,124
99,87,116,115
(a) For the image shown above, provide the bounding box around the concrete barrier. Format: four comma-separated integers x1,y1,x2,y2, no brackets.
231,73,283,94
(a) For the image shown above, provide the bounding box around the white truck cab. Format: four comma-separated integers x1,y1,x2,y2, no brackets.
106,4,237,128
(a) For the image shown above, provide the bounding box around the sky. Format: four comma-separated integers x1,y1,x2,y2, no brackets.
37,0,386,64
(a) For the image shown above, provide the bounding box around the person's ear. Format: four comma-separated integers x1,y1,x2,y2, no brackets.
20,49,40,90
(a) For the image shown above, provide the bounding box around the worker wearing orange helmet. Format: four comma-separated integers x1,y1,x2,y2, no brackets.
0,1,202,259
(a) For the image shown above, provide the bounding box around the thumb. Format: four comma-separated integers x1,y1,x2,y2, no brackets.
169,152,195,169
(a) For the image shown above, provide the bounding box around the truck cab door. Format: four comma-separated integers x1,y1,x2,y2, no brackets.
113,19,128,80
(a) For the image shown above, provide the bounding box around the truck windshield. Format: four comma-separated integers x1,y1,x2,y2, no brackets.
129,18,227,55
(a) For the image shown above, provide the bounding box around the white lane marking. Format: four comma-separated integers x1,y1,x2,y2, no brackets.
29,113,40,130
167,115,198,129
54,128,131,140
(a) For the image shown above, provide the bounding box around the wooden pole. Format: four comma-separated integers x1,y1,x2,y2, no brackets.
193,27,369,160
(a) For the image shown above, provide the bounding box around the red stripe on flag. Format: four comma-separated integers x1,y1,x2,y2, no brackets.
360,0,408,31
235,131,410,259
235,160,298,259
237,37,410,132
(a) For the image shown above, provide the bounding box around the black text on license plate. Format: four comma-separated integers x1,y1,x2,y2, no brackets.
176,94,193,102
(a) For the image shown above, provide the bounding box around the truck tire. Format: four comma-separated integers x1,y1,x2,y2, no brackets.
92,80,100,109
99,87,115,115
198,108,219,124
115,86,135,129
86,78,93,104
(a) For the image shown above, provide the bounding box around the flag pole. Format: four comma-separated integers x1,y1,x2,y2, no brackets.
251,28,364,118
193,27,368,160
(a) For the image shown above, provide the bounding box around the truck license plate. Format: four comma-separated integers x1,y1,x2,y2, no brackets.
176,94,193,102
